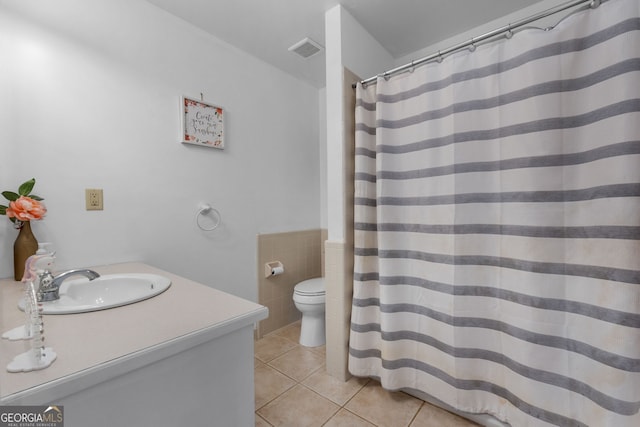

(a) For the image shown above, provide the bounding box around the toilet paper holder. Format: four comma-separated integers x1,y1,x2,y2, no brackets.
264,261,284,278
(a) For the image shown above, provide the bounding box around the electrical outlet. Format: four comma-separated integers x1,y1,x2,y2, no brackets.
85,189,103,211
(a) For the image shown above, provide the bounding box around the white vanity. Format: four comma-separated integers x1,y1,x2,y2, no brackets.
0,262,268,427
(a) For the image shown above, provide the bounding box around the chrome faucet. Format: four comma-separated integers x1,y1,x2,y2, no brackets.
38,269,100,302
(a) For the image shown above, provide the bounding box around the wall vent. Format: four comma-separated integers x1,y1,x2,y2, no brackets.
288,37,324,59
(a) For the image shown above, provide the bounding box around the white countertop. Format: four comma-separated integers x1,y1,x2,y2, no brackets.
0,262,267,403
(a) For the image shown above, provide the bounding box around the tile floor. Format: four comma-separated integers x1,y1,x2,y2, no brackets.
254,321,481,427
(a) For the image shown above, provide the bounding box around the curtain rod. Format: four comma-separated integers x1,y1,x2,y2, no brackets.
354,0,603,88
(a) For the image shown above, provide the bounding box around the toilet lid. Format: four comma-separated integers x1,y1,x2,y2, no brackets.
294,277,325,296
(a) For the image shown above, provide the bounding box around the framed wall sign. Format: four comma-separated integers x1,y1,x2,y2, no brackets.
181,96,224,149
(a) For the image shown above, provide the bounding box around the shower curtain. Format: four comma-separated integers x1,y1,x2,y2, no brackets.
348,0,640,426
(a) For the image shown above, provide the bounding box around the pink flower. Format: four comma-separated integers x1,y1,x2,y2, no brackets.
7,196,47,222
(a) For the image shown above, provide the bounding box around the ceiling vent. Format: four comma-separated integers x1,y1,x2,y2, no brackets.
288,37,324,59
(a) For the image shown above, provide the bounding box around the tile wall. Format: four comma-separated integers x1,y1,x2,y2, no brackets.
324,240,353,381
324,66,358,381
256,229,327,338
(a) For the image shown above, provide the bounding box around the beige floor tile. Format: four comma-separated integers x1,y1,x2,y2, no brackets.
255,413,272,427
254,362,296,410
345,381,423,427
324,408,375,427
257,384,340,427
255,324,480,427
268,346,324,382
410,402,482,427
302,368,369,406
273,321,301,343
255,334,298,363
308,344,326,356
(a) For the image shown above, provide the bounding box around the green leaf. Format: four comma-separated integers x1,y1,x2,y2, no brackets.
29,194,44,201
0,205,6,215
18,178,36,196
2,191,19,202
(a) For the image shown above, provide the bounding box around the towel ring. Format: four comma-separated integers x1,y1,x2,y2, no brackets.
196,204,221,231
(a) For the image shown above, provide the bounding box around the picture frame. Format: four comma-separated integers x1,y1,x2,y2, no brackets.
181,96,224,149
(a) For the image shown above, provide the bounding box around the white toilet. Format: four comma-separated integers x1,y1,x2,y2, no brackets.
293,277,326,347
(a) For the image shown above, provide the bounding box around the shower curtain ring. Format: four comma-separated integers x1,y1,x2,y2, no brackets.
468,39,476,52
505,24,514,39
408,60,415,73
437,51,443,63
590,0,600,8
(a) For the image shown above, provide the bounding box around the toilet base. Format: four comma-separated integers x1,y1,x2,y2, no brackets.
299,312,325,347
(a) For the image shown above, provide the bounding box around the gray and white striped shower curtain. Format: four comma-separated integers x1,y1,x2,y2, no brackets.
348,0,640,425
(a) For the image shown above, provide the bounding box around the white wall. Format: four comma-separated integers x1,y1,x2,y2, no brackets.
324,5,394,242
319,87,327,229
0,0,320,302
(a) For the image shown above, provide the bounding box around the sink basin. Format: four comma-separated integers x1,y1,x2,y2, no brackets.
18,273,171,314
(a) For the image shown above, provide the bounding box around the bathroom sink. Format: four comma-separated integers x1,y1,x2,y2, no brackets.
18,273,171,314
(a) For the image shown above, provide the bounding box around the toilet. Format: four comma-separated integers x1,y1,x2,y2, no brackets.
293,277,325,347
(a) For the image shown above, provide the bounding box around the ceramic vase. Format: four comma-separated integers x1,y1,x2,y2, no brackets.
14,221,38,281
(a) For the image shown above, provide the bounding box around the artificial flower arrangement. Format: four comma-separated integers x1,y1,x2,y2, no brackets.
0,178,47,228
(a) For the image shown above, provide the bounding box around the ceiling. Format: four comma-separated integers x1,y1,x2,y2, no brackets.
145,0,546,88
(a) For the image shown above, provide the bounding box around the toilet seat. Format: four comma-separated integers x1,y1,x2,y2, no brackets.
294,277,325,297
293,293,325,305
